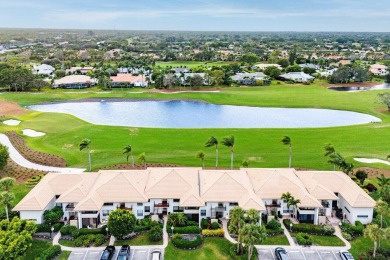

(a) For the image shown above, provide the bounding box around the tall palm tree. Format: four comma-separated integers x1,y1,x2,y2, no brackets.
246,209,260,224
222,135,235,170
0,177,15,192
0,191,14,221
281,136,292,168
123,145,134,168
281,192,293,213
138,152,146,169
288,197,301,217
79,139,92,171
375,199,389,229
205,136,218,168
240,224,267,260
195,151,205,169
377,174,390,187
364,224,388,258
324,143,336,170
176,212,188,227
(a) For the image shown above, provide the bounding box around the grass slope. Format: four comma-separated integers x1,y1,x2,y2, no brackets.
349,236,390,258
1,83,390,170
24,239,51,260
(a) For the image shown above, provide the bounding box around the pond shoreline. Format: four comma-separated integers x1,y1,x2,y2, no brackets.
327,82,381,88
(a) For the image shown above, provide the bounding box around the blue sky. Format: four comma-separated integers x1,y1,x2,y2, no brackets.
0,0,389,31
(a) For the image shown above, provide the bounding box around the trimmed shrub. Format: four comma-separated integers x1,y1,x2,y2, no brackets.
148,225,163,242
342,232,352,241
296,233,312,246
284,221,335,236
52,223,63,232
340,221,363,236
187,221,199,227
172,234,203,249
202,228,224,237
210,222,220,230
38,245,61,260
201,218,209,229
266,219,281,230
60,225,78,236
167,226,201,234
78,225,107,236
93,234,106,246
36,223,51,232
134,225,151,232
266,228,284,236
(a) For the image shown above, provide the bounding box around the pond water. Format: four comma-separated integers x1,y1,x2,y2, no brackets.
328,83,390,92
28,100,381,128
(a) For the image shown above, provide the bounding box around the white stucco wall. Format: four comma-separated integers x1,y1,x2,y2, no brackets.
20,211,44,224
338,195,373,224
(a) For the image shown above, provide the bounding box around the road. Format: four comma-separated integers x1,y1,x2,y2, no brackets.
257,247,343,260
68,247,164,260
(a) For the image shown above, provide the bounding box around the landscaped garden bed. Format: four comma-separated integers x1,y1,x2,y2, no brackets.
59,225,109,247
0,158,47,183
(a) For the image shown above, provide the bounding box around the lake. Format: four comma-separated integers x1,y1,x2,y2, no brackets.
328,83,390,92
28,100,381,128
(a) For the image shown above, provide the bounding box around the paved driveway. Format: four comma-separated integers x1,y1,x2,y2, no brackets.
257,248,343,260
68,247,164,260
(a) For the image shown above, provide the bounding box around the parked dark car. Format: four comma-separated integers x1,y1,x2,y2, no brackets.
339,251,354,260
275,247,290,260
117,245,130,260
100,246,116,260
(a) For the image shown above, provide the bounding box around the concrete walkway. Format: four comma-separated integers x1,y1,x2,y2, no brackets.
221,218,237,244
279,218,296,246
334,224,351,250
53,217,169,252
0,133,85,173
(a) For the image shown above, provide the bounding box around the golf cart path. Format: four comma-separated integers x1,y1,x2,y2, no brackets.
0,133,85,173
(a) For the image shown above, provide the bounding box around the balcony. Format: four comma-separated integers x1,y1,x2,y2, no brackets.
118,205,132,211
65,204,75,211
215,206,226,212
154,202,169,208
321,202,330,208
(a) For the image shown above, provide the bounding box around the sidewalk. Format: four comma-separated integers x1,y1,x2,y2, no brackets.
221,218,237,244
279,218,296,246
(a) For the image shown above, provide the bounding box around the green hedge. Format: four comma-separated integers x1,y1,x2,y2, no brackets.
73,234,106,247
167,226,201,234
340,221,363,236
38,245,61,260
210,222,220,230
172,234,203,249
36,223,51,232
78,225,107,236
201,218,209,229
296,233,312,246
282,219,334,235
134,225,151,232
266,228,284,236
187,221,199,227
60,225,78,236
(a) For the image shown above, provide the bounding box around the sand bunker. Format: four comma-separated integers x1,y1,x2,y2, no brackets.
354,158,390,166
22,129,46,137
3,119,21,126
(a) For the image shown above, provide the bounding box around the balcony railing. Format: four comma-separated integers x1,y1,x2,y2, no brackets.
118,206,132,211
154,202,169,208
215,206,226,211
65,205,75,211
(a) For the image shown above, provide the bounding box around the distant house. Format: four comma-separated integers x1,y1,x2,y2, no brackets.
53,75,97,89
330,60,351,68
319,68,337,77
66,67,94,75
117,67,129,74
174,72,207,85
253,64,283,70
172,68,191,74
299,63,320,70
369,64,388,76
110,74,148,87
33,64,55,76
279,72,314,82
231,72,269,85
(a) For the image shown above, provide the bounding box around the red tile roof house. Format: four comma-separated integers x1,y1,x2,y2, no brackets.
110,74,148,87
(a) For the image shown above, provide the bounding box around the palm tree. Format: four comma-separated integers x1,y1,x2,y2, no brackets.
240,224,267,260
364,224,388,258
281,192,300,216
222,135,235,170
281,136,292,168
377,174,390,187
229,206,245,254
281,192,293,214
205,136,218,168
195,151,205,169
241,159,249,168
0,177,15,192
375,200,389,229
246,209,260,224
324,143,336,170
176,212,188,227
138,152,146,169
79,139,92,171
0,191,14,221
123,145,134,168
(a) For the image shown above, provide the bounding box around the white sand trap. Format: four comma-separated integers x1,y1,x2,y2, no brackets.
22,129,46,137
3,119,21,126
354,158,390,166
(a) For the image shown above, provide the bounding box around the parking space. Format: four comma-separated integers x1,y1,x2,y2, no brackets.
256,248,346,260
68,248,163,260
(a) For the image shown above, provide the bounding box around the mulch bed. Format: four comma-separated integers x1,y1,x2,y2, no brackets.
100,163,179,170
5,131,67,167
0,158,47,184
355,167,390,179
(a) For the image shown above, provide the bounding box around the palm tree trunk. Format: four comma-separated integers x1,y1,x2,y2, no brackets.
373,240,377,258
289,145,292,168
131,155,134,168
231,150,234,170
216,148,218,169
202,159,205,170
5,205,9,222
248,245,253,260
88,149,91,171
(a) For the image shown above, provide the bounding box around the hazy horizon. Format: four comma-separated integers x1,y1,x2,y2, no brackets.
1,0,390,32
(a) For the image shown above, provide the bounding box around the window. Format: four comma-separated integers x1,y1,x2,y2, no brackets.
173,199,180,202
344,207,350,213
229,202,238,206
137,203,143,206
145,206,150,213
185,207,198,210
173,206,184,212
218,203,223,207
103,203,113,206
102,210,110,216
137,210,143,216
201,210,206,216
357,215,368,218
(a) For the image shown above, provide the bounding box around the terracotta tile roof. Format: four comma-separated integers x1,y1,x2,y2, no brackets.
110,74,145,83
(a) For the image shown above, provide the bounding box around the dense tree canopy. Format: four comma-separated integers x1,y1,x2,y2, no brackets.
0,145,9,170
107,209,136,239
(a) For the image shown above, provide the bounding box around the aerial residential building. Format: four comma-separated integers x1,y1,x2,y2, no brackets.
230,72,269,85
279,72,315,83
52,75,97,89
369,64,388,76
13,168,375,228
110,74,148,87
33,64,55,76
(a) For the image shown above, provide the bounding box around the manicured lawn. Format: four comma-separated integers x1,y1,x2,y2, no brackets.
310,235,345,246
57,251,71,260
0,184,31,212
24,239,52,260
59,239,75,247
263,235,290,245
349,236,390,258
1,83,390,171
114,232,163,246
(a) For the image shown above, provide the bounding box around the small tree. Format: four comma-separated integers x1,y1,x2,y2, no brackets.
240,224,267,260
380,184,390,204
377,92,390,111
148,225,163,242
195,151,205,169
246,209,260,224
43,206,64,224
364,224,388,258
0,191,14,221
375,199,389,229
281,136,292,168
0,177,15,192
138,152,146,169
241,159,250,168
107,209,136,239
123,145,134,168
79,139,92,171
0,144,9,170
324,143,336,170
222,135,235,170
355,170,368,185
